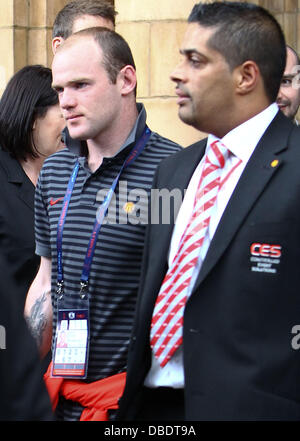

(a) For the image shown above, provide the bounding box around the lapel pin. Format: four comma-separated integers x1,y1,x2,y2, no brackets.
270,159,279,168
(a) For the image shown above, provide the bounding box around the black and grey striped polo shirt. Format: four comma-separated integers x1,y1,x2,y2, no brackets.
35,105,181,419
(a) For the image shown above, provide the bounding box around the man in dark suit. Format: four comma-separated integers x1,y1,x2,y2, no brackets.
117,1,300,421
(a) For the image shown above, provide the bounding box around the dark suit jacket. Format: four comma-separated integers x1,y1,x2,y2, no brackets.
118,111,300,421
0,150,40,310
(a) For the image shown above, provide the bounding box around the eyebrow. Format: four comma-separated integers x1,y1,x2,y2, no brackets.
52,77,91,89
180,48,201,56
282,74,296,79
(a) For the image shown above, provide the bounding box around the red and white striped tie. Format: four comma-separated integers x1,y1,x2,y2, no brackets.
150,140,230,367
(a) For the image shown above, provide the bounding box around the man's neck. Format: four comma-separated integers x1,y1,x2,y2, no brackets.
86,106,139,173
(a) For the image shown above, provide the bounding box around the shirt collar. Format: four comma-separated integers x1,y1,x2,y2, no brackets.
207,103,279,163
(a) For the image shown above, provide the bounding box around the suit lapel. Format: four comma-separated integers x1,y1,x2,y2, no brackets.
192,111,292,292
17,180,35,210
0,151,35,210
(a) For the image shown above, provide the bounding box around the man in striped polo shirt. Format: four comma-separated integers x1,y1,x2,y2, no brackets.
24,28,181,421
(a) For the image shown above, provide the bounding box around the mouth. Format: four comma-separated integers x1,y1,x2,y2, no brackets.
175,88,190,105
277,102,288,110
65,114,82,122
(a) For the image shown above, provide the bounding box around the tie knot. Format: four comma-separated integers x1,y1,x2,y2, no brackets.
208,140,230,169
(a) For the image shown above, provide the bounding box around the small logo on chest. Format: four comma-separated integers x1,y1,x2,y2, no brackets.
49,197,63,207
250,243,282,274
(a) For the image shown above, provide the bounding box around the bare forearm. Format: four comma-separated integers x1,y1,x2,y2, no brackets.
25,289,52,358
24,256,53,358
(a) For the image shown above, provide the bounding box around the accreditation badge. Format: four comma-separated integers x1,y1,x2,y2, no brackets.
52,299,90,379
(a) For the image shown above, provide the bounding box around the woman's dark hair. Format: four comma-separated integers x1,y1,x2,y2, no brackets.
0,65,59,161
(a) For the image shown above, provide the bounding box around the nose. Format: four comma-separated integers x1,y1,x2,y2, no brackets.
59,88,76,110
170,60,185,84
277,87,283,99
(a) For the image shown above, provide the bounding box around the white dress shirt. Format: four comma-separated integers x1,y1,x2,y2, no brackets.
144,103,279,388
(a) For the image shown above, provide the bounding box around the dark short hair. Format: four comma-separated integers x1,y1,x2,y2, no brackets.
69,27,137,94
0,65,59,161
188,1,286,102
52,0,117,39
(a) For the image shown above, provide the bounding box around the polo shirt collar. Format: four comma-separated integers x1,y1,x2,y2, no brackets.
116,102,146,154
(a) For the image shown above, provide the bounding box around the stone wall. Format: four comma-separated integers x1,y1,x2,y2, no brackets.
0,1,67,94
115,0,200,145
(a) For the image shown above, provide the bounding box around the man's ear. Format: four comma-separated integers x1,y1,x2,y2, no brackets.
118,65,137,96
52,37,64,55
234,60,259,95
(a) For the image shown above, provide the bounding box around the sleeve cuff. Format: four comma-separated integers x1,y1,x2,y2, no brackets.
35,243,51,258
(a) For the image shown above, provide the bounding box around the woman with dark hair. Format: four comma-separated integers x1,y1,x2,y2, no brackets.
0,65,65,309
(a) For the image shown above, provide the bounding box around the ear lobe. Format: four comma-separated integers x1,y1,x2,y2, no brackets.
118,65,137,96
52,37,64,55
235,61,259,95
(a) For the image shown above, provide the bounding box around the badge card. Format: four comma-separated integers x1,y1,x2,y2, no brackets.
52,308,89,378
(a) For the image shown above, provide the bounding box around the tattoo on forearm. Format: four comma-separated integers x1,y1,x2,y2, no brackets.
26,291,50,348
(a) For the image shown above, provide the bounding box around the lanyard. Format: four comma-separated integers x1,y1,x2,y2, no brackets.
56,126,151,298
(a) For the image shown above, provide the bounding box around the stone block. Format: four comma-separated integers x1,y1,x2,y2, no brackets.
0,0,13,27
14,0,28,27
115,0,197,22
117,22,151,98
150,22,188,96
283,12,297,46
28,29,47,65
0,28,14,96
47,28,54,67
296,12,300,52
142,97,204,147
47,0,69,27
285,0,298,12
14,28,28,72
29,0,47,27
265,0,285,13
